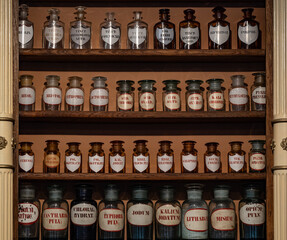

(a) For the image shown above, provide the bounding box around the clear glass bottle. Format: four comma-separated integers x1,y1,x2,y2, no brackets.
43,140,60,173
65,76,84,111
70,6,92,49
18,184,40,240
98,184,125,240
209,185,236,239
90,76,109,112
109,140,126,173
100,12,121,49
208,7,231,49
138,80,156,111
19,142,34,173
154,9,176,49
127,185,153,240
155,185,181,240
133,140,150,173
249,140,266,173
163,80,181,111
229,75,249,111
157,141,174,173
19,4,34,49
43,8,65,49
42,75,62,111
185,80,204,111
251,73,266,111
206,79,225,111
204,142,221,173
42,185,69,240
116,80,135,111
181,141,198,173
19,75,35,111
88,142,105,173
179,9,201,49
182,184,208,240
65,142,82,173
127,11,148,49
228,141,246,173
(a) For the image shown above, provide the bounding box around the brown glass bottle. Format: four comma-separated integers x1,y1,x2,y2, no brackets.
65,142,82,173
157,141,174,173
88,142,105,173
133,140,150,173
19,142,34,173
181,141,198,173
228,141,246,173
109,140,126,173
204,142,221,173
43,140,60,173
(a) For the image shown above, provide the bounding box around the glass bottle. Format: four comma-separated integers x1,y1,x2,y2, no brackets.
18,184,40,240
208,7,231,49
42,75,62,111
19,142,34,173
238,8,261,49
239,185,266,239
127,185,153,240
179,9,201,49
181,141,198,173
251,73,266,111
42,185,69,240
88,142,105,173
65,76,84,111
229,75,249,111
19,75,35,111
154,9,176,49
19,4,34,49
157,141,174,173
70,184,97,240
70,6,92,49
133,140,150,173
65,142,82,173
155,185,181,240
127,11,148,49
90,76,109,112
116,80,135,111
163,80,181,111
182,184,208,240
249,140,266,173
43,140,60,173
209,185,236,239
109,140,126,173
204,142,221,173
228,141,246,173
43,8,65,49
206,79,225,111
185,80,204,111
98,184,125,240
138,80,156,112
100,12,121,49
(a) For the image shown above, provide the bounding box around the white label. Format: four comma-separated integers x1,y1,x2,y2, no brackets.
19,154,34,172
156,28,174,45
71,26,91,45
182,154,197,172
205,154,220,172
208,92,224,110
140,92,155,111
165,93,180,110
44,26,64,44
43,88,62,105
211,208,236,231
187,93,203,111
156,205,181,226
180,27,199,45
240,204,265,226
209,25,230,45
19,25,33,44
133,154,149,173
89,155,104,173
99,208,124,232
250,153,266,171
18,203,39,225
128,27,147,45
117,93,133,110
65,88,84,106
229,154,244,172
252,87,266,104
65,154,81,172
229,88,248,105
90,89,109,106
184,208,208,232
110,154,125,172
42,208,68,230
71,203,97,226
19,87,35,105
238,25,259,45
158,154,173,172
101,27,120,45
128,204,153,226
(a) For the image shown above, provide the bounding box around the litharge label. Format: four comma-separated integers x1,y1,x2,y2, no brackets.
89,155,104,173
43,88,62,105
156,28,174,45
42,208,68,230
133,154,149,173
128,204,153,226
99,208,124,232
229,154,244,172
250,153,265,171
19,154,34,172
19,25,34,44
184,208,208,232
71,203,97,226
209,25,230,45
101,27,120,45
164,93,180,110
187,93,203,111
158,154,173,172
205,154,220,172
110,154,125,172
211,208,235,231
90,89,109,106
65,154,81,172
240,204,265,226
44,26,64,44
156,205,181,226
18,203,39,225
19,87,35,105
252,87,266,104
229,88,248,105
208,92,224,110
65,88,84,106
71,26,91,45
180,27,199,45
45,154,60,168
238,25,259,45
182,154,197,172
117,93,133,110
128,27,147,45
140,92,155,111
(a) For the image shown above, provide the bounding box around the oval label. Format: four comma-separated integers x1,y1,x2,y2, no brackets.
128,204,153,226
71,203,97,226
99,208,124,232
42,208,68,231
18,203,39,225
184,208,208,232
240,203,265,226
156,204,181,226
211,208,235,231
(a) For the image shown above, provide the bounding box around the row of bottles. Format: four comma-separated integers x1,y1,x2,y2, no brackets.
19,5,262,50
19,73,266,112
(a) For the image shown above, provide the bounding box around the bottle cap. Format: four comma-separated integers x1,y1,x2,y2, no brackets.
92,76,107,88
105,184,119,201
48,184,63,200
19,184,36,199
76,184,93,199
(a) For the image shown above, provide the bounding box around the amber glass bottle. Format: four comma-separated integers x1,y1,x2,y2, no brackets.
204,142,221,173
181,141,198,173
88,142,105,173
43,140,60,173
228,141,246,173
157,141,174,173
65,142,82,173
109,141,126,173
133,140,150,173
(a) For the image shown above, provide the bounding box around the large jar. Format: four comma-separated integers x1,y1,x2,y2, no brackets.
42,75,62,111
249,140,266,173
206,79,225,111
185,80,204,111
138,80,156,112
19,75,35,111
163,80,181,111
65,76,84,111
116,80,135,111
229,75,249,111
90,76,109,112
251,73,266,111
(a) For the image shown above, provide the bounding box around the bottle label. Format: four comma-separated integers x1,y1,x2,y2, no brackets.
182,154,197,172
117,93,133,110
180,27,199,45
99,208,124,232
156,28,174,45
101,27,120,45
65,88,84,106
133,154,149,172
140,92,155,111
42,208,68,230
19,87,35,105
158,154,173,172
89,155,105,173
90,89,109,106
71,26,91,45
19,154,34,172
211,208,236,231
187,93,203,111
44,26,64,44
43,88,62,105
184,208,208,232
229,88,248,105
238,25,259,45
229,154,244,172
208,92,224,110
71,203,97,226
45,154,60,168
164,93,180,110
65,154,81,172
128,27,147,45
18,203,39,225
127,204,153,226
209,25,230,45
252,87,266,104
240,203,265,226
250,153,265,171
19,25,33,44
205,154,220,172
156,204,181,226
110,154,125,172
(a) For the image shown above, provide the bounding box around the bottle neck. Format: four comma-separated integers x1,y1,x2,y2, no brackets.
69,145,79,153
184,144,194,152
136,143,146,153
21,143,32,151
231,144,242,152
209,82,221,91
187,83,200,91
49,13,59,22
207,145,217,152
105,189,119,201
92,144,102,152
132,189,148,200
252,143,264,151
187,189,202,200
160,190,174,201
160,13,170,22
214,189,229,199
245,189,260,199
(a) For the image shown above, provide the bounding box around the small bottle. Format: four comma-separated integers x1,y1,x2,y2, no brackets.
133,140,150,173
127,185,153,240
116,80,135,111
157,141,174,173
209,185,236,239
18,185,40,240
42,75,62,111
155,185,181,240
19,142,34,173
182,184,208,240
229,75,249,111
228,141,246,173
98,184,125,240
238,8,261,49
70,6,92,49
138,80,156,112
88,142,105,173
65,76,84,111
19,4,34,49
90,76,109,112
43,140,60,173
204,142,221,173
163,80,181,111
185,80,204,111
19,75,36,111
179,9,201,49
154,9,176,49
65,142,82,173
181,141,198,173
109,141,126,173
251,73,266,111
43,8,64,49
249,140,266,173
208,7,231,49
127,11,148,49
206,79,225,111
100,12,121,49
